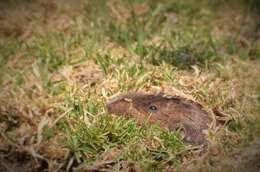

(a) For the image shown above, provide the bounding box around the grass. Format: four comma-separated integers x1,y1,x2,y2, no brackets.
0,0,259,171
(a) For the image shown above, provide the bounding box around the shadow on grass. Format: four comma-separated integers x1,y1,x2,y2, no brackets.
145,45,218,69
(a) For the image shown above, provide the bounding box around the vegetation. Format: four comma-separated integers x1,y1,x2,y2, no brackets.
0,0,259,171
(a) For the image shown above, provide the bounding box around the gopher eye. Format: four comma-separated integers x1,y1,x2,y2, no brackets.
148,105,158,113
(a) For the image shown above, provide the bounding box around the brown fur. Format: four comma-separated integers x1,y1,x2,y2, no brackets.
107,92,211,145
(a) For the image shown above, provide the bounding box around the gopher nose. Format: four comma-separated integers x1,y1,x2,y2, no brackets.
106,103,112,112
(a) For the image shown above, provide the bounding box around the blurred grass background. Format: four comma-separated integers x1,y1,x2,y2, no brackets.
0,0,259,171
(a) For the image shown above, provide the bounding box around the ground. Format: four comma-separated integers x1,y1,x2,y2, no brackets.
0,0,260,171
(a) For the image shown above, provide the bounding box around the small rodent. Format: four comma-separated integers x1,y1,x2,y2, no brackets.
107,92,211,145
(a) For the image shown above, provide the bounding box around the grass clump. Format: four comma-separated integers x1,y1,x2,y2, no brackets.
64,114,185,171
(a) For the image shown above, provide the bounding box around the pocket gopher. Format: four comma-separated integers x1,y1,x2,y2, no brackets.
107,92,211,145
